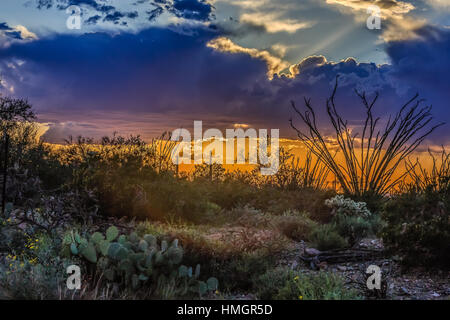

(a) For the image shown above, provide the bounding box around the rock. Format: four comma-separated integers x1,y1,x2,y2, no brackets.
337,265,347,271
304,248,321,256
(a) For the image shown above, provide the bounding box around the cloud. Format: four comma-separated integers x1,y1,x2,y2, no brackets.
168,0,215,21
289,55,328,77
31,0,215,25
0,23,38,42
207,36,290,79
0,24,448,144
0,27,268,124
40,121,101,143
325,0,423,42
239,12,314,33
385,25,450,106
215,0,315,38
33,0,140,25
270,44,294,58
326,0,414,18
13,26,39,40
380,16,428,42
425,0,450,10
223,0,270,10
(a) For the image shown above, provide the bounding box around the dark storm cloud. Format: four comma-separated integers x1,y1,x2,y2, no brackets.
147,7,164,21
0,24,448,143
169,0,215,21
384,25,450,111
0,26,263,116
32,0,215,24
85,15,101,24
103,10,139,25
0,23,11,30
35,0,114,12
33,0,137,25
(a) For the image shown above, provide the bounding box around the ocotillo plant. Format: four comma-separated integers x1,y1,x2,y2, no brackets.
404,146,450,192
289,76,444,197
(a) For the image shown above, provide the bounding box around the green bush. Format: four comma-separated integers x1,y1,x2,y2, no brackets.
274,211,318,241
184,250,277,292
0,260,66,299
334,216,371,243
381,188,450,268
333,215,383,246
310,224,348,251
255,268,361,300
141,177,218,223
219,252,275,291
276,271,361,300
206,180,257,210
253,267,293,299
0,231,72,299
324,195,383,245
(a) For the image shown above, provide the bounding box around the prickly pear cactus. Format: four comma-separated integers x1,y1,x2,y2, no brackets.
62,226,218,298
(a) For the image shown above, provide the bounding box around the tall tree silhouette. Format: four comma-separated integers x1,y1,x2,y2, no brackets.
0,96,35,214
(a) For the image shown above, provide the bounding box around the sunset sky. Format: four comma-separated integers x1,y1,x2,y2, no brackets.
0,0,449,145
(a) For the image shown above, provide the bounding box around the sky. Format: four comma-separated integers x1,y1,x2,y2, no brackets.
0,0,449,145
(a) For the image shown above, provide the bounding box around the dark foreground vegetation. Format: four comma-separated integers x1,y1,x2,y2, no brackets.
0,85,448,299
